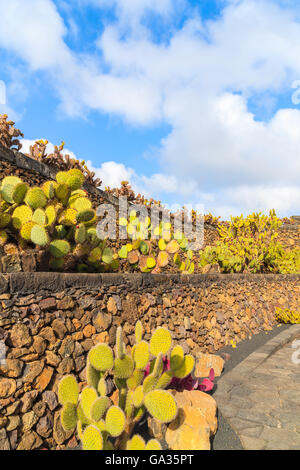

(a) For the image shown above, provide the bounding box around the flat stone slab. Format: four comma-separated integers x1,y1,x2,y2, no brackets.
214,325,300,450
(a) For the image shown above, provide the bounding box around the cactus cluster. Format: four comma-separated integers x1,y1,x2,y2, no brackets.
0,170,116,272
117,212,195,274
57,321,197,450
198,211,300,274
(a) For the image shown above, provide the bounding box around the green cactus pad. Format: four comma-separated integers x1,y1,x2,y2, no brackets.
144,390,178,423
146,257,156,269
77,403,91,426
150,327,172,357
156,370,174,389
90,397,111,422
126,434,146,450
49,257,64,270
58,375,79,405
126,369,144,390
102,247,113,264
172,354,195,379
12,182,28,204
170,345,185,371
88,344,114,372
86,227,99,245
142,374,158,394
76,209,95,223
86,362,101,389
25,188,47,209
66,173,85,191
1,176,22,188
1,184,15,203
61,402,77,431
31,225,49,247
82,425,104,450
0,213,10,228
80,387,98,420
12,205,32,229
133,341,149,370
113,355,135,379
105,406,126,437
32,208,46,226
145,439,162,450
45,205,56,226
97,377,108,397
49,239,70,258
132,385,144,408
75,223,86,244
118,245,128,259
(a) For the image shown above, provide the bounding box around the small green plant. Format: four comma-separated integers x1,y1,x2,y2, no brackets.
275,307,300,324
57,322,196,450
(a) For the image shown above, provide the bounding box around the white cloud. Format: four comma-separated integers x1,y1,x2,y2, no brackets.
1,0,300,216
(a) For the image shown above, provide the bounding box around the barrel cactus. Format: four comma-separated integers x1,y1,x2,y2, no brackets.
57,321,196,450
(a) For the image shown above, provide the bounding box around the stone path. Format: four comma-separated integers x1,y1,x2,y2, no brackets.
214,324,300,450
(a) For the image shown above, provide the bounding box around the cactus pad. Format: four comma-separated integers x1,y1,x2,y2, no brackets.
49,239,70,258
150,327,172,356
58,375,79,405
82,425,104,450
145,439,162,450
12,205,32,229
25,188,47,209
133,340,149,370
172,354,195,379
90,397,111,422
80,387,98,420
105,406,126,437
132,385,144,408
61,402,77,431
113,355,135,379
170,345,185,371
88,344,114,372
31,225,49,247
126,434,145,450
144,390,178,423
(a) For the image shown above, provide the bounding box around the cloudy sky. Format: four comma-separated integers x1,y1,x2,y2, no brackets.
0,0,300,218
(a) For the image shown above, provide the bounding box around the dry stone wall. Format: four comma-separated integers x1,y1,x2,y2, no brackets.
0,272,299,450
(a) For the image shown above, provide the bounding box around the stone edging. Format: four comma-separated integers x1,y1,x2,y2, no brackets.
1,272,300,294
214,324,300,449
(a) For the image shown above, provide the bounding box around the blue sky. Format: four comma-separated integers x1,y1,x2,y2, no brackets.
0,0,300,218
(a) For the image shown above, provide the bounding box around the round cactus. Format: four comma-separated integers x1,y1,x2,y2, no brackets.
66,171,85,190
88,344,114,372
150,327,172,357
58,208,77,226
32,208,46,226
144,390,178,423
76,209,95,223
20,221,36,241
82,425,104,450
58,375,79,405
73,197,92,212
56,171,69,184
105,406,126,437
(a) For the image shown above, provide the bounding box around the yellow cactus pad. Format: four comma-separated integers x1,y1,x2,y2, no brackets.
145,439,162,450
150,327,172,356
126,434,146,450
133,340,149,370
132,385,144,408
58,375,79,405
170,345,185,371
144,390,178,423
172,354,195,379
88,344,114,372
61,402,77,431
105,406,126,437
135,320,143,343
90,397,111,422
82,425,104,450
113,355,135,379
80,387,98,420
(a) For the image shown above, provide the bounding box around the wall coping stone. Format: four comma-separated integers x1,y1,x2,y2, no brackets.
0,272,299,294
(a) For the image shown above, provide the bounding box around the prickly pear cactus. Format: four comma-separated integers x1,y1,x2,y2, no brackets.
57,321,196,450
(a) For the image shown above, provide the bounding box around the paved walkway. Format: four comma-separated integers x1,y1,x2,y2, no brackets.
214,325,300,450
